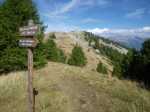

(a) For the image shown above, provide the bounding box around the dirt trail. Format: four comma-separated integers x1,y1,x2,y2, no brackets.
58,76,101,112
36,62,109,112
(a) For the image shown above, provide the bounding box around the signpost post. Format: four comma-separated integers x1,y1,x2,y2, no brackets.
19,20,38,112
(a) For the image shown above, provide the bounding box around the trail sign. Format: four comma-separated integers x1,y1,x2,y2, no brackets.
19,20,39,48
19,19,39,112
19,26,38,32
19,38,38,48
19,20,38,37
19,26,38,37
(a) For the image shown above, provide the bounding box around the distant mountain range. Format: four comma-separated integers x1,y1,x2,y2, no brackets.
87,27,150,50
103,35,145,50
93,33,148,50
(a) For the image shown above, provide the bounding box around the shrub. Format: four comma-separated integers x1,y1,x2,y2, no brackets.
112,63,122,78
33,43,47,68
0,48,27,73
45,39,58,61
49,33,56,39
57,49,66,63
96,62,108,74
68,45,87,66
45,39,66,63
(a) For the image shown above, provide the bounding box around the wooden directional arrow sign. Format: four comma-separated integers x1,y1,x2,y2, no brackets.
19,38,38,48
19,25,38,37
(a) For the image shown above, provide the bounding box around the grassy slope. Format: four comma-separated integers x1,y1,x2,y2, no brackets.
0,62,150,112
53,32,113,74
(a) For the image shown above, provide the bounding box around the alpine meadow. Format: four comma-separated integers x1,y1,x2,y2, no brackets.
0,0,150,112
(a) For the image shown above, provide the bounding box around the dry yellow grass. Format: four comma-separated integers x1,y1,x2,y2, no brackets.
1,32,148,112
0,62,150,112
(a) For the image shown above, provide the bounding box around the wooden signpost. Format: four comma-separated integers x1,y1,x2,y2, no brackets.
19,20,38,112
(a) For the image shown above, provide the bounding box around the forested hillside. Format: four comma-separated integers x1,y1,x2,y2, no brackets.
83,32,127,77
83,31,150,87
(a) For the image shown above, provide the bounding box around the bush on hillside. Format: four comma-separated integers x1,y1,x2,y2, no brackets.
68,45,87,66
49,33,56,39
45,39,58,61
57,49,66,63
96,62,108,74
45,39,66,63
33,43,47,68
112,63,123,78
94,38,100,49
0,48,27,73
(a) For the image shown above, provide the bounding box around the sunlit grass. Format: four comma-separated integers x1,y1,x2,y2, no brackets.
0,62,150,112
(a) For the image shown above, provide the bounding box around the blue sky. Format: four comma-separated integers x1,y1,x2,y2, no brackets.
33,0,150,36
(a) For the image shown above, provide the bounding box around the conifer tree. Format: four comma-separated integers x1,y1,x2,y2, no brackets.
45,39,66,63
68,45,87,66
0,0,46,73
45,39,59,61
49,33,56,39
97,62,108,74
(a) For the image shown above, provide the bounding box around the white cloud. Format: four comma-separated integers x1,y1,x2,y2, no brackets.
45,0,79,18
142,27,150,32
42,0,110,23
125,8,145,19
87,27,150,38
87,28,109,33
80,0,109,6
49,0,109,16
56,0,78,14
